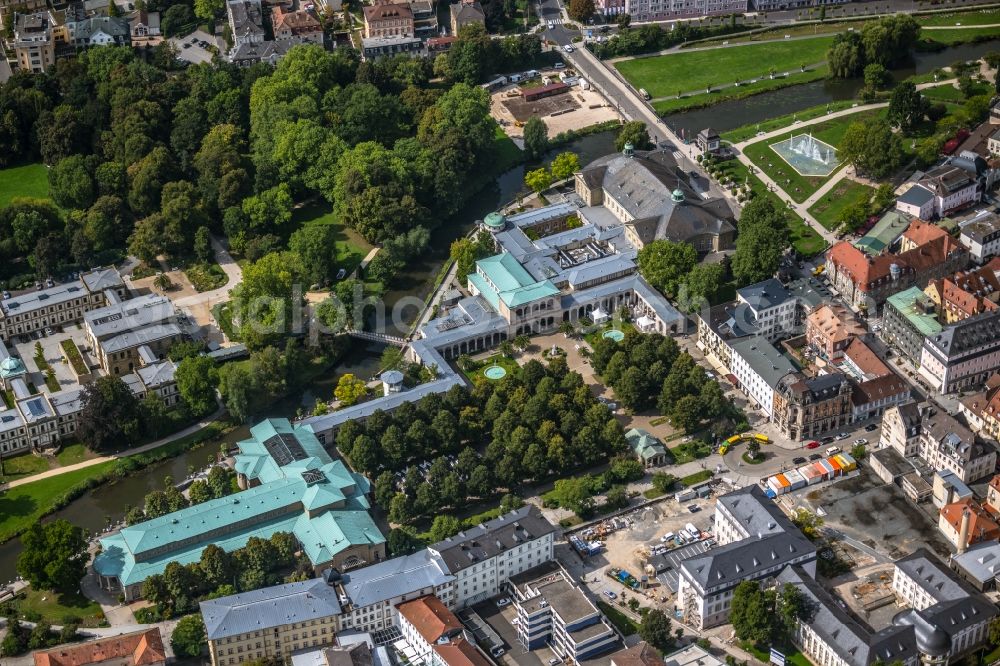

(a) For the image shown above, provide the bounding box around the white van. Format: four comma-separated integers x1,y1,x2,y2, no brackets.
826,446,841,456
639,88,651,100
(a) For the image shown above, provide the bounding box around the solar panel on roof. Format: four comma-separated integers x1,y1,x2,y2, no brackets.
263,432,307,466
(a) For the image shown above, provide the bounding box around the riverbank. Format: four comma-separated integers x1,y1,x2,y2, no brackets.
0,416,234,544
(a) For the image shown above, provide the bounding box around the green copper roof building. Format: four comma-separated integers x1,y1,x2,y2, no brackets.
94,418,385,600
468,252,560,311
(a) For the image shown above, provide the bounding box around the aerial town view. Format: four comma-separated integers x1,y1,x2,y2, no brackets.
2,0,1000,663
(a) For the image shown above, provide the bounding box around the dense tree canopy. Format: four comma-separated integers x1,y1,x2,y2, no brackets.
731,198,789,286
16,520,87,595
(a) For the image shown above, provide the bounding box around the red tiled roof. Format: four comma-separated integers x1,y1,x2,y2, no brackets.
432,638,492,666
940,498,1000,547
902,220,948,247
827,234,963,293
397,596,463,645
611,642,664,666
363,1,413,21
843,338,891,378
852,374,909,406
34,629,166,666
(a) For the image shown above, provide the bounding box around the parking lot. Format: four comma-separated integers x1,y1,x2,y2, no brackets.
170,30,223,64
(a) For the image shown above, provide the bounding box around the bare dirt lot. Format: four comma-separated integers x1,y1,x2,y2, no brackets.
492,86,619,139
795,469,950,560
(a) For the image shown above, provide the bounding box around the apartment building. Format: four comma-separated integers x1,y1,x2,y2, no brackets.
923,260,1000,324
0,269,124,343
842,339,911,423
271,5,323,42
202,579,342,666
919,309,1000,394
897,165,979,220
676,485,817,629
12,11,55,73
332,549,455,634
397,595,464,663
695,302,754,367
727,337,796,419
83,294,182,375
513,566,617,663
773,371,853,441
735,278,795,342
882,287,944,363
960,213,1000,264
826,222,969,311
33,628,166,666
938,499,1000,551
916,409,998,484
623,0,746,22
805,303,864,362
363,0,413,39
228,0,264,46
427,505,556,608
958,374,1000,439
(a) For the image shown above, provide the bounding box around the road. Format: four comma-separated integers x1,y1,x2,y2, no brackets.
173,234,242,309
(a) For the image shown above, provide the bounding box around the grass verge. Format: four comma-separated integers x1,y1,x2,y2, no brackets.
597,600,640,636
721,100,858,144
56,443,95,467
0,453,51,483
653,66,829,114
807,180,875,231
680,470,713,486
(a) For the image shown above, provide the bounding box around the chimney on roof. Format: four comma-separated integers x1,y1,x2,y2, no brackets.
959,508,972,554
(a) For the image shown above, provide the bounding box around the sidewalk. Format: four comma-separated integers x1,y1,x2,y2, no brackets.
0,404,227,492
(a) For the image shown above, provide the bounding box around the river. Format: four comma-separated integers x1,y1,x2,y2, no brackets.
0,130,618,580
665,38,1000,136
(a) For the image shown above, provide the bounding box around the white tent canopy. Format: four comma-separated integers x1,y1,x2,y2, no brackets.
636,315,656,331
591,307,610,324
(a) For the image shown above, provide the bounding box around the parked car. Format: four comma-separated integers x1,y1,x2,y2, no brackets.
563,44,574,52
864,423,879,432
792,456,806,464
496,597,511,608
853,438,867,446
837,432,849,440
491,646,505,658
809,453,823,461
335,268,347,280
550,659,562,666
821,436,835,444
554,62,566,69
687,504,700,513
603,590,617,600
806,441,820,449
1,291,9,299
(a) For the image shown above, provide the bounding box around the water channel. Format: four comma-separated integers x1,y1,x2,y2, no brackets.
0,131,619,580
665,38,1000,136
1,37,996,577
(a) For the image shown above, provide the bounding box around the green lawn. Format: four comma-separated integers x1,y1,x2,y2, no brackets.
184,262,229,292
742,109,881,203
0,163,50,208
0,462,116,542
653,65,829,114
680,470,713,486
0,453,52,483
715,158,827,257
460,354,521,384
56,443,96,467
292,202,372,279
921,83,965,102
808,180,875,231
916,8,1000,26
722,100,858,143
15,587,106,627
492,124,524,174
617,36,834,100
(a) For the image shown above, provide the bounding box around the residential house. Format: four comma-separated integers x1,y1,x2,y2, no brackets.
989,128,1000,159
805,303,864,362
271,5,323,43
12,11,55,73
363,0,413,38
919,309,1000,393
33,628,166,666
449,0,484,35
825,221,969,311
695,301,754,367
923,259,1000,324
66,15,130,47
879,402,923,458
613,642,678,666
202,579,342,666
773,371,853,441
626,428,668,467
128,10,159,39
881,287,942,363
228,0,264,47
0,0,44,29
229,38,296,65
959,374,1000,439
360,34,423,59
960,212,1000,264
